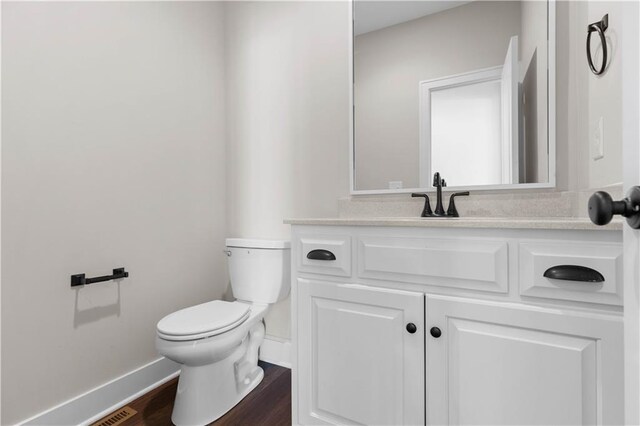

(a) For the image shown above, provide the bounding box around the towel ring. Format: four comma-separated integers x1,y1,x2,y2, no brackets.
587,14,608,75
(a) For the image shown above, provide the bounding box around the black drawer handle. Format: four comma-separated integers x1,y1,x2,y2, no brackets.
543,265,604,283
307,249,336,261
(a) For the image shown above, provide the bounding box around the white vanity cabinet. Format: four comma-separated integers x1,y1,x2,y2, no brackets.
426,296,623,426
297,279,424,425
290,222,624,426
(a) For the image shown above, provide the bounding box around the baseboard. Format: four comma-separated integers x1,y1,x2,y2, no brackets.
259,336,291,369
19,357,180,426
18,338,289,425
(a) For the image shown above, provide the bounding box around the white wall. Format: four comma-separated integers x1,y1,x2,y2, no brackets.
1,3,350,421
225,1,350,339
584,2,623,189
1,2,228,424
558,1,624,192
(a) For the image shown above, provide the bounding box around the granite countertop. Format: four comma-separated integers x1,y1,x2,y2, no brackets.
283,216,623,231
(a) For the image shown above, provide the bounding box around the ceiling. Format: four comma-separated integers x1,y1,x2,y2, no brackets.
354,1,472,36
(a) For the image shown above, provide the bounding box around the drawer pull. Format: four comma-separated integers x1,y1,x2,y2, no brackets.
543,265,605,283
307,249,336,261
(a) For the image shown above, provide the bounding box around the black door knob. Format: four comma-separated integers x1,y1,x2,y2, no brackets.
588,187,640,229
406,323,417,334
430,327,442,338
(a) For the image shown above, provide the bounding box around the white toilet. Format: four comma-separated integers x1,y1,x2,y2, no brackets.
156,238,291,426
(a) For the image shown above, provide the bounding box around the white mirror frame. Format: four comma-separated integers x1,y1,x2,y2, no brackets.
349,0,556,195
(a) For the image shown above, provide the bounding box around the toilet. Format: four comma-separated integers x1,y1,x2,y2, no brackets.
156,238,291,426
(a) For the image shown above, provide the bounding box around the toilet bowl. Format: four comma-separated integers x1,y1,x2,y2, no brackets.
156,239,290,426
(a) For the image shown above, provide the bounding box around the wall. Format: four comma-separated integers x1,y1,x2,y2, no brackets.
1,2,228,424
556,1,624,192
354,1,522,190
577,1,623,190
225,1,350,339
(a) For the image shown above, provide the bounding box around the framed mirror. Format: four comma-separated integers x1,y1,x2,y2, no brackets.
351,0,555,194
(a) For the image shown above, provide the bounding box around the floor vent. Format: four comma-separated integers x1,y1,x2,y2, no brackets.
91,406,138,426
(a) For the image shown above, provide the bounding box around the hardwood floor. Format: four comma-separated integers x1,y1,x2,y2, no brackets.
100,361,291,426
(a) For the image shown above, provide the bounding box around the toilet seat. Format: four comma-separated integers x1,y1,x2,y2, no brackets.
157,300,250,341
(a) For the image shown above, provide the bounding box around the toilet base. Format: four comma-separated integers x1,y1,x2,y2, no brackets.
168,320,266,426
171,364,264,426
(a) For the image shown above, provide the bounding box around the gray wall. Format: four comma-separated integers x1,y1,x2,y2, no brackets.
2,1,350,422
225,1,350,339
556,1,624,192
2,3,228,423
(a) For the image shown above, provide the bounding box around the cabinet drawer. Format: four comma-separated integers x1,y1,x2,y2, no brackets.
295,234,352,277
519,241,623,306
358,236,508,293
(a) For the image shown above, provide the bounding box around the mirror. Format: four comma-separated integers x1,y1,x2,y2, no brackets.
352,0,554,193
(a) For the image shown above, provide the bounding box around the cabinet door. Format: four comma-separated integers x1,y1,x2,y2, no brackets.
426,296,624,426
297,279,424,425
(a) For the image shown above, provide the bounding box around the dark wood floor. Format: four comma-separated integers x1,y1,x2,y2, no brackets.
102,361,291,426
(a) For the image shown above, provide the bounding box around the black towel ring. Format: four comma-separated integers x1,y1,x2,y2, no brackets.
587,14,609,75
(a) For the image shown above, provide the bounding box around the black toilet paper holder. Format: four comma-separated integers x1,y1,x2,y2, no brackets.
71,267,129,287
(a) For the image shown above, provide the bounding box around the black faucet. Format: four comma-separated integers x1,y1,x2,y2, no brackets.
411,172,470,218
447,191,470,217
433,172,446,216
411,193,433,217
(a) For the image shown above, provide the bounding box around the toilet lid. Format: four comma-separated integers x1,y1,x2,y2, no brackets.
157,300,250,340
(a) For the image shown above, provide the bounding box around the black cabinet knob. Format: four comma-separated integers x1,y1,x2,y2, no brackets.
406,323,417,334
430,327,442,338
588,187,640,229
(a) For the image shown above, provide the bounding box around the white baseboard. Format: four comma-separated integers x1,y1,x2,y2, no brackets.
259,336,291,369
18,337,290,426
19,357,180,426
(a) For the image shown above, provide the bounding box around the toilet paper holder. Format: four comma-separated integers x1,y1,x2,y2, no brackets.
71,267,129,287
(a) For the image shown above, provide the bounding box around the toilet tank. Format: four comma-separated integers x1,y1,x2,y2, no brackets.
225,238,291,304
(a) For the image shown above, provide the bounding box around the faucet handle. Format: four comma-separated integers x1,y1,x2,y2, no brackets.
447,191,470,217
432,172,441,187
411,193,433,217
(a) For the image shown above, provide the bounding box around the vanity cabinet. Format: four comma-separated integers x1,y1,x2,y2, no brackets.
426,296,623,426
290,223,624,426
296,279,424,425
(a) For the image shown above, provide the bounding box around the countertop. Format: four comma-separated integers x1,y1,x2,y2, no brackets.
283,216,623,231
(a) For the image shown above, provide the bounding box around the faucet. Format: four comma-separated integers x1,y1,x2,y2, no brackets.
433,172,447,216
433,172,446,216
411,172,470,218
446,191,470,217
411,193,433,217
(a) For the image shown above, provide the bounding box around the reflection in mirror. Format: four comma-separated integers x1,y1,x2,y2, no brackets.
353,0,552,192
